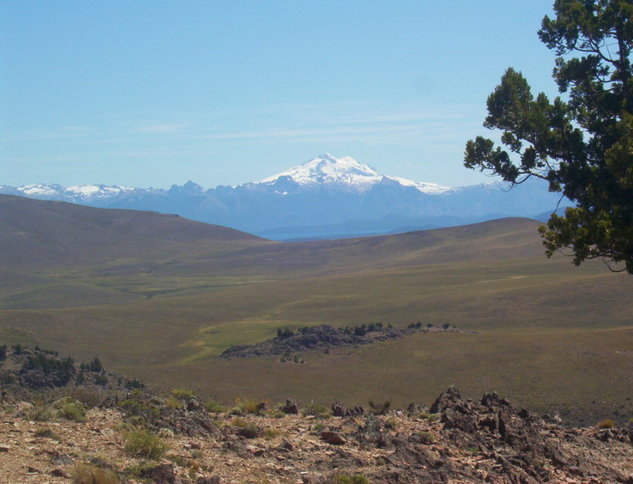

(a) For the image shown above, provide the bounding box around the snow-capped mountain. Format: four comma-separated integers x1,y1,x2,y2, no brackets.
1,154,569,240
259,153,450,194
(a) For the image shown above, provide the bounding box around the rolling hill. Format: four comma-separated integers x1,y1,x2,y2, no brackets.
1,194,632,425
0,194,266,268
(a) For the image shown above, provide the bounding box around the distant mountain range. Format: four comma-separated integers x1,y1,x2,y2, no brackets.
1,154,569,239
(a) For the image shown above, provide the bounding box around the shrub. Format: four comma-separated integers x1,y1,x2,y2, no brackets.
0,345,7,361
302,402,331,418
263,428,281,440
167,453,190,467
124,378,144,389
118,392,160,424
383,417,397,430
277,328,295,339
165,397,184,410
368,400,391,415
94,374,109,386
26,405,53,422
71,463,120,484
417,431,435,444
34,428,61,440
124,429,167,460
170,388,195,400
61,401,87,422
124,461,161,479
70,387,105,408
231,418,261,438
204,399,226,413
234,397,265,414
419,412,439,422
332,474,370,484
597,419,616,429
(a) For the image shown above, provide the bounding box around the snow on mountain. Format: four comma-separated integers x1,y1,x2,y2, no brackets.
0,153,569,240
17,184,63,197
388,176,451,195
63,184,134,199
259,153,450,194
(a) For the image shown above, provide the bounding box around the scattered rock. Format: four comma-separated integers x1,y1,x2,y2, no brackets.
197,477,221,484
220,323,472,358
282,399,299,414
51,468,70,478
331,402,346,417
137,462,177,484
345,406,365,417
320,431,345,445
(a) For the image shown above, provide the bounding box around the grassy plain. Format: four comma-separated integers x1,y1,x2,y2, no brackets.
1,199,632,424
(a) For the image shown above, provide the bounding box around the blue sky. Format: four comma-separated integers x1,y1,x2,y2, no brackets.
1,0,557,188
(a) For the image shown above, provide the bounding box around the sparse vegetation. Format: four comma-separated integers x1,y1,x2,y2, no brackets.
71,462,120,484
204,399,226,413
417,431,435,444
231,418,261,438
26,404,53,422
332,473,370,484
368,400,391,415
123,428,167,459
233,397,265,414
263,427,281,439
60,401,87,422
302,402,331,418
597,419,616,429
33,428,61,440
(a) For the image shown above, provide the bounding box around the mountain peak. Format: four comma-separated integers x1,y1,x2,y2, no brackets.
258,154,451,194
259,154,381,188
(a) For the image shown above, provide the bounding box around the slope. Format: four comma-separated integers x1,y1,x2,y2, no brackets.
0,194,267,269
1,197,632,423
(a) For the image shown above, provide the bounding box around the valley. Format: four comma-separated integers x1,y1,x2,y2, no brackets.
1,194,632,425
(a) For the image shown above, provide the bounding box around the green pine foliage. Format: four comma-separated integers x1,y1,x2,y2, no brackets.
465,0,633,273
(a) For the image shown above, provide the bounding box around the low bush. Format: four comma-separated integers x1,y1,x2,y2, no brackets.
165,397,184,409
71,463,120,484
70,387,105,408
234,397,265,414
61,401,87,422
597,419,616,429
332,474,370,484
34,428,61,440
417,431,435,444
170,388,195,400
368,400,391,415
204,399,226,413
26,404,53,422
123,429,167,460
302,402,331,418
231,418,261,438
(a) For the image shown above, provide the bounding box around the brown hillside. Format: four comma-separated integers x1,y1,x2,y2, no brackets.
0,194,266,267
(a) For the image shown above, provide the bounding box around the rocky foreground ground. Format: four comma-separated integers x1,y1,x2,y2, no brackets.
1,387,633,484
1,346,633,483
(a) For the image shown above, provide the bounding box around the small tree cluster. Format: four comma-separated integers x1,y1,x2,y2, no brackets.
343,322,384,336
276,328,295,339
80,357,103,372
21,353,75,386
